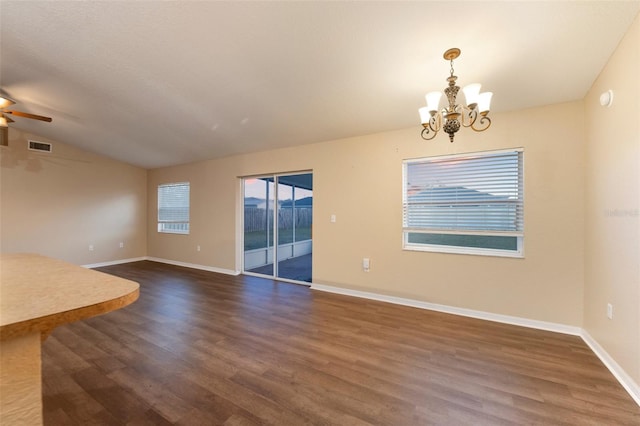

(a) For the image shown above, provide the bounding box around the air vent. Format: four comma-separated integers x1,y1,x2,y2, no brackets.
28,140,52,153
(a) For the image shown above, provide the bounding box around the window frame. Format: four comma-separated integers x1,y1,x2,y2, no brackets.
402,148,524,258
157,182,190,235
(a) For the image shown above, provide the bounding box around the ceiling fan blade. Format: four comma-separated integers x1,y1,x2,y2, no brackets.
4,110,52,122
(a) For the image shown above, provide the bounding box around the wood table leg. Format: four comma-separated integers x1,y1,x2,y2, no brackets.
0,332,43,425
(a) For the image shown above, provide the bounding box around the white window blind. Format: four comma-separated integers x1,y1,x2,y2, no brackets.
403,149,523,256
158,182,190,234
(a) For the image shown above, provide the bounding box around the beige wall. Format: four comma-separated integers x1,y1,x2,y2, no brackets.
148,100,586,326
584,14,640,385
0,129,147,265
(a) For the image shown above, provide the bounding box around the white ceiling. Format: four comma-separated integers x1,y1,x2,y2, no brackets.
1,1,639,169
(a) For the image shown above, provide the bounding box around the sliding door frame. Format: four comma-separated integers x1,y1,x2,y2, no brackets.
241,170,313,285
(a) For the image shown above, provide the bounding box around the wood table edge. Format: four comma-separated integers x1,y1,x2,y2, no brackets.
0,287,139,341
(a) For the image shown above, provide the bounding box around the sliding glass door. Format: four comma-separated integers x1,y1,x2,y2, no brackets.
243,177,276,276
243,172,312,283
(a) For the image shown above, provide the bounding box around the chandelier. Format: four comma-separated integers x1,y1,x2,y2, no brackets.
419,48,492,143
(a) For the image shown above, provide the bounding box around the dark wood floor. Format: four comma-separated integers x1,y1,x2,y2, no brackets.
42,261,640,425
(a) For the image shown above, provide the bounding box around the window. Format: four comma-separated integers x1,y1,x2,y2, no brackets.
403,149,523,257
158,182,190,234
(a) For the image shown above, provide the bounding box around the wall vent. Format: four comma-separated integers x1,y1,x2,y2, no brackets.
28,140,52,153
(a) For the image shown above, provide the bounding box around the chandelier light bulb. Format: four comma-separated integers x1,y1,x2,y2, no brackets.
462,84,481,108
477,92,493,114
418,107,431,124
425,91,442,113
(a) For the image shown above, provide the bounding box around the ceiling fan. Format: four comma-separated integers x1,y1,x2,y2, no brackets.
1,94,53,146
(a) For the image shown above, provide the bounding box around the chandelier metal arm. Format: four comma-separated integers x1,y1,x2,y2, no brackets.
461,108,491,132
461,107,477,128
420,113,441,140
421,126,437,140
470,113,491,132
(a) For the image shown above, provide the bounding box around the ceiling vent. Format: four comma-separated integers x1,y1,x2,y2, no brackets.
28,140,52,153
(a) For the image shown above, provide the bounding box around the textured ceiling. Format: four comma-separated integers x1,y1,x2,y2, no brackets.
1,1,639,169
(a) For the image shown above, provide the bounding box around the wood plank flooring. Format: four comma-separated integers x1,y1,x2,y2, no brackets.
42,261,640,425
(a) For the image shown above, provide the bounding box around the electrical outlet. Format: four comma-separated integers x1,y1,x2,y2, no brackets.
89,244,94,251
119,242,124,248
197,245,201,252
363,258,370,272
607,303,613,319
330,214,336,223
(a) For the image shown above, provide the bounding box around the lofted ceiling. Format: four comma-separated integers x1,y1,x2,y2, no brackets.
1,1,639,169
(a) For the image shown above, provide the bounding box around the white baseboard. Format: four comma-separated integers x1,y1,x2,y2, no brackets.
311,283,582,335
82,257,147,269
146,257,240,276
581,330,640,406
83,256,240,276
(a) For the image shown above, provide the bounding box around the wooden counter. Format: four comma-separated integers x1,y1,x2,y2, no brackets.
0,253,139,425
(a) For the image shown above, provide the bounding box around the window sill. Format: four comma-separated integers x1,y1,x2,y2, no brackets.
403,243,524,258
158,230,190,235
